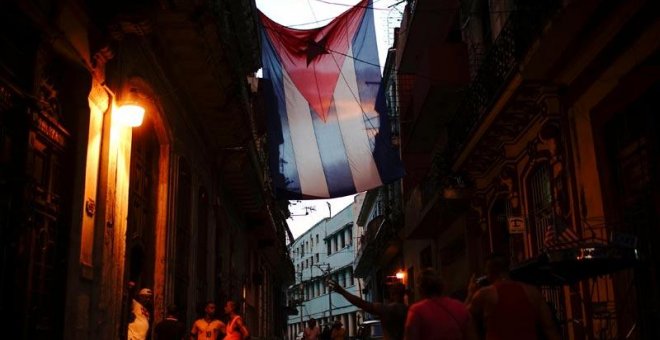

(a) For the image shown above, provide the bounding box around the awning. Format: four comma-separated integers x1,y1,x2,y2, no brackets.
511,246,641,286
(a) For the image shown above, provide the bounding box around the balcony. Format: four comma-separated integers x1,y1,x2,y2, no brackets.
446,0,561,161
354,215,403,277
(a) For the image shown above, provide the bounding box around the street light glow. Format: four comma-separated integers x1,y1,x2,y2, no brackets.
115,104,145,127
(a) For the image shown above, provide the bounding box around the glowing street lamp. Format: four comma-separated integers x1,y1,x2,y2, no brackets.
395,270,405,281
115,88,145,127
115,104,145,127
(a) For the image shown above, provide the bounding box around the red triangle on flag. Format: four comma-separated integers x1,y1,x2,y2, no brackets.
260,2,366,122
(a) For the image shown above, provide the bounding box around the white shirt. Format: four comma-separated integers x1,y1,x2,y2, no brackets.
128,299,150,340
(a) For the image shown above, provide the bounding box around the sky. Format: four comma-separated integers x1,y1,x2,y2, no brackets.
255,0,403,239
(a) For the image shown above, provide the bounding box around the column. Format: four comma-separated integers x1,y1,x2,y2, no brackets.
348,312,355,337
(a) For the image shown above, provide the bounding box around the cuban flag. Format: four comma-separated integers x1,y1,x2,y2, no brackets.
259,0,404,199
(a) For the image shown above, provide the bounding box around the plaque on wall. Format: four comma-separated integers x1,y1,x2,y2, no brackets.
507,216,526,234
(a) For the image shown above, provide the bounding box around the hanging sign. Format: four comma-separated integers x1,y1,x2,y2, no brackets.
507,217,526,234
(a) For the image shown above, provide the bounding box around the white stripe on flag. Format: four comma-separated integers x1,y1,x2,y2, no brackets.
334,44,382,192
283,70,330,198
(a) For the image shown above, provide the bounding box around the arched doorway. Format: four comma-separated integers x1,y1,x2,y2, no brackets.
119,109,160,338
125,114,159,289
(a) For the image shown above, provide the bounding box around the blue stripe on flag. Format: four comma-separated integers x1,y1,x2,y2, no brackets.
352,0,381,114
310,102,357,197
373,83,405,183
261,30,302,197
352,1,405,184
352,1,381,156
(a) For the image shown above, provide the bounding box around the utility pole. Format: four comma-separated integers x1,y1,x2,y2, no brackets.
323,263,333,320
327,265,333,321
314,262,334,322
299,271,304,332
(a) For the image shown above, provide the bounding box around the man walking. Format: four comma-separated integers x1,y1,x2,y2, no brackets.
328,279,407,340
465,254,561,340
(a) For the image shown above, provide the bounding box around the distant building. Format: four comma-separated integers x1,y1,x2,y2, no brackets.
287,200,361,339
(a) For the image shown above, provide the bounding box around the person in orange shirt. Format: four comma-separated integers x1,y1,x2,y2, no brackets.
190,301,225,340
304,318,322,340
330,319,345,340
224,300,249,340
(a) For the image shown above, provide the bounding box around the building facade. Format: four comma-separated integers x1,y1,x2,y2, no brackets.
287,202,361,339
0,0,293,339
354,40,407,308
359,0,659,339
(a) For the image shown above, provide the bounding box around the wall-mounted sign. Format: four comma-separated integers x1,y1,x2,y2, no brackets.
507,217,526,234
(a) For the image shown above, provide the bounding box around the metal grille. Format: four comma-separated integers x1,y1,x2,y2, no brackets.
447,0,561,159
528,165,553,254
528,165,567,335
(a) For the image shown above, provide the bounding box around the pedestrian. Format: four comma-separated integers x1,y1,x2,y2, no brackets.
304,318,322,340
404,268,478,340
330,319,345,340
223,300,249,340
328,279,407,340
464,253,560,340
128,287,154,340
190,301,225,340
320,324,332,340
154,304,186,340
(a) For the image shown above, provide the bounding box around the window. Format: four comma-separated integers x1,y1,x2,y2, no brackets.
526,164,568,330
420,246,433,268
349,267,354,286
340,270,346,287
340,232,346,248
347,229,353,246
315,254,319,263
316,234,319,244
527,165,553,254
489,198,511,260
327,240,331,256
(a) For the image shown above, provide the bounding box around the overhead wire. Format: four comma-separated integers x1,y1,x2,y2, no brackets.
312,0,392,11
259,23,454,84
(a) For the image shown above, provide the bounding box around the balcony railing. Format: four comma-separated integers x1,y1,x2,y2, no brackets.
446,0,560,161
